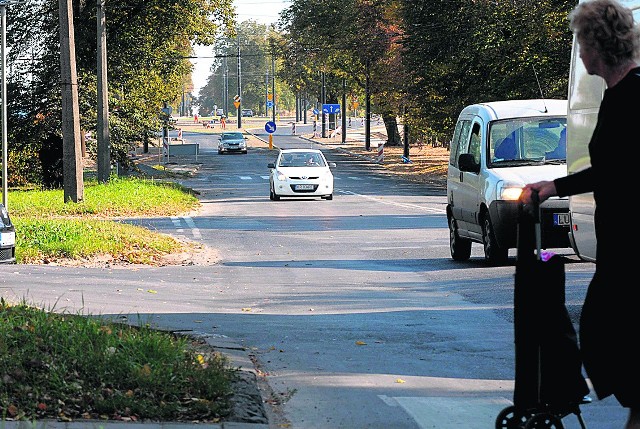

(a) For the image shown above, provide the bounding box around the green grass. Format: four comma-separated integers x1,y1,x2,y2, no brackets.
1,177,241,423
0,299,237,422
9,177,201,264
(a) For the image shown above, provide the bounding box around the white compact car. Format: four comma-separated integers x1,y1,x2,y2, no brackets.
268,149,336,201
446,99,572,265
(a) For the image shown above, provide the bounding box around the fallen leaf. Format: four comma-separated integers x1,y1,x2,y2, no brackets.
146,289,157,294
355,341,367,346
395,378,406,384
242,307,252,312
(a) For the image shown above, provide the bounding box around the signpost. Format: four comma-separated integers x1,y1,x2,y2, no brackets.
322,104,341,114
161,105,172,161
265,121,276,149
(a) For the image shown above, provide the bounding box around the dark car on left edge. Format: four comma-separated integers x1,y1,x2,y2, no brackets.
0,204,16,263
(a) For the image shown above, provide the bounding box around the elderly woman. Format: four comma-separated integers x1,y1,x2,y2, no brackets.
521,1,640,427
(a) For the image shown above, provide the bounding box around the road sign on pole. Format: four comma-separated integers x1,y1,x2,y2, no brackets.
322,104,341,114
265,121,277,134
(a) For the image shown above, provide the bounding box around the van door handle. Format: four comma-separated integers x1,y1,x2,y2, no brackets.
459,172,463,181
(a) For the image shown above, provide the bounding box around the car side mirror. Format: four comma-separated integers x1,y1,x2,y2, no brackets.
328,162,337,168
458,153,480,174
268,162,276,169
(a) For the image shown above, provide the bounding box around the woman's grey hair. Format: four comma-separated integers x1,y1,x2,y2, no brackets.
569,0,640,65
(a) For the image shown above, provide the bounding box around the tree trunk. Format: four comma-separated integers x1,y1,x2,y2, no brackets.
383,113,401,146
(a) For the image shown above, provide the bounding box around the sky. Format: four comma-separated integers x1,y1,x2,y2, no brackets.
190,0,290,96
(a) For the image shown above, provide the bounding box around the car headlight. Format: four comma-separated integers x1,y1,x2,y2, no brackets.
497,182,523,201
276,171,287,181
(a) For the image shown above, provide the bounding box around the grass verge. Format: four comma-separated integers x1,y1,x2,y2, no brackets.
9,177,200,264
0,299,237,423
1,177,241,423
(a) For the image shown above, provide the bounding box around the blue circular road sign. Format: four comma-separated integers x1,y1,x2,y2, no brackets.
265,121,277,134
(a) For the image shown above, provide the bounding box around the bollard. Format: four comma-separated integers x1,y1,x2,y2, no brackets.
377,143,384,163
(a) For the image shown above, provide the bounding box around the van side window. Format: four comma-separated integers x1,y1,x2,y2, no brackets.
468,123,482,164
449,120,471,168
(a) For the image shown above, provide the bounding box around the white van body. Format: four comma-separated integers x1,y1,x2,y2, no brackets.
566,0,640,262
446,99,571,265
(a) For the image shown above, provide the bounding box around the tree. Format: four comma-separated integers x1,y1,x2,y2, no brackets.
400,0,574,144
196,21,295,117
6,0,235,187
277,0,410,145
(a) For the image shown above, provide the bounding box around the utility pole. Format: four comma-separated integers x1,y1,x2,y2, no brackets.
271,55,275,123
365,60,371,151
223,56,228,116
237,36,242,129
265,69,268,116
403,106,410,159
58,0,83,202
321,71,326,138
342,79,347,144
1,2,8,208
96,0,110,183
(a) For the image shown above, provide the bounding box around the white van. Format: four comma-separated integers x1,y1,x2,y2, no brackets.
446,99,571,265
566,0,640,262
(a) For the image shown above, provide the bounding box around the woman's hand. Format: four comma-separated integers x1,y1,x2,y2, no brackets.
521,180,558,204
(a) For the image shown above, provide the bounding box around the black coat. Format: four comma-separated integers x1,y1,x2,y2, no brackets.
554,67,640,406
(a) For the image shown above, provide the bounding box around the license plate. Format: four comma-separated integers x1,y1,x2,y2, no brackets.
294,184,314,191
553,213,570,226
0,231,15,246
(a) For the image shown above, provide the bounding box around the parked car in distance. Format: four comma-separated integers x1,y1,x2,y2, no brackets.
268,149,336,201
241,109,254,117
446,99,571,265
0,203,16,264
217,132,247,154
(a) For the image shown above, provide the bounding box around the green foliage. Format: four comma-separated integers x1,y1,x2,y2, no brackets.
400,0,574,143
196,21,295,116
9,177,200,264
0,300,236,422
5,0,235,186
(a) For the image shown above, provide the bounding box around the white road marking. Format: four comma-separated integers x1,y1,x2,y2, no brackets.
182,216,201,239
170,216,201,239
381,396,512,429
339,190,446,213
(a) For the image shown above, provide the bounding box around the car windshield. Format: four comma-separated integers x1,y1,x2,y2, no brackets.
222,133,243,140
488,117,566,166
279,152,326,167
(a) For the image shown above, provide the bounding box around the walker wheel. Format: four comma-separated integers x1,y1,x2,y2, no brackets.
524,412,564,429
495,405,533,429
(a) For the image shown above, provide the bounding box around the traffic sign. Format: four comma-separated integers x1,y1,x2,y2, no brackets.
313,108,319,115
322,104,341,114
234,95,241,102
266,100,274,108
267,93,273,101
234,101,241,109
265,121,277,134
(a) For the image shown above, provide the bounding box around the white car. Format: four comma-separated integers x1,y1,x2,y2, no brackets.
268,149,336,201
446,99,571,265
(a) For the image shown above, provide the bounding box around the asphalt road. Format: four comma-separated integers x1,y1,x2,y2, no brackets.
1,125,626,429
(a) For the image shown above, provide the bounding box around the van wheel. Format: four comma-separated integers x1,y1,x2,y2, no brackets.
449,216,472,261
483,216,508,265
